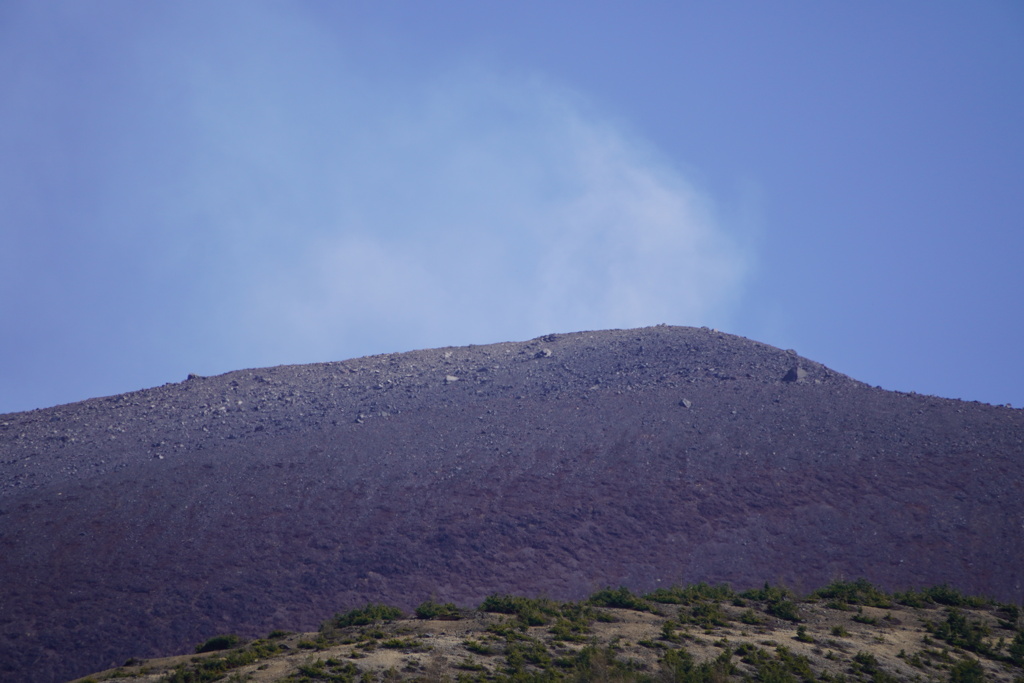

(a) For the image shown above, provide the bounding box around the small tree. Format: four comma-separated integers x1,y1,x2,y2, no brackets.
948,658,985,683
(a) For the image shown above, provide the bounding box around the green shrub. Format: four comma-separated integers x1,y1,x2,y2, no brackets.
659,645,736,679
896,585,991,609
850,651,881,675
742,582,794,603
847,651,900,682
686,601,729,628
948,658,986,683
645,582,736,605
587,586,651,611
463,639,496,655
754,658,798,682
331,603,403,628
768,600,801,622
811,578,892,608
660,647,696,675
454,657,486,671
740,583,802,622
924,585,991,608
487,621,527,638
560,601,606,624
415,599,462,620
775,645,814,679
740,608,765,625
561,645,643,678
927,608,992,655
852,607,880,625
296,660,325,677
480,594,531,614
165,640,282,682
504,639,552,671
1009,630,1024,667
893,588,932,608
659,619,680,643
735,642,760,660
549,616,591,642
479,594,559,626
997,604,1021,629
194,634,241,653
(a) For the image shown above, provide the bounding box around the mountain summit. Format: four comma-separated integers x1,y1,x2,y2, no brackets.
1,326,1021,682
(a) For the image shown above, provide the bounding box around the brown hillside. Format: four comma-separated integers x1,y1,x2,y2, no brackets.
1,326,1021,682
70,584,1024,682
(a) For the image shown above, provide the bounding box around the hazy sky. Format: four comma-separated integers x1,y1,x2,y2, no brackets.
2,1,1022,414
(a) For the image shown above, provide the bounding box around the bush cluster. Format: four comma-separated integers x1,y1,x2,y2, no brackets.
587,585,652,611
812,578,893,609
741,583,801,622
480,594,563,627
926,607,993,656
330,603,403,628
894,584,992,609
164,639,281,682
414,599,462,620
644,582,736,606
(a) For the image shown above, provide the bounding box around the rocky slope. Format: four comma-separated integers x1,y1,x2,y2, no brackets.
1,326,1022,682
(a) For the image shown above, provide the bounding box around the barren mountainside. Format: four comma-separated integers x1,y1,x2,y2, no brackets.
1,326,1022,682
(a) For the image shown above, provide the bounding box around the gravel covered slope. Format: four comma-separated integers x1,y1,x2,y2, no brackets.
1,326,1021,682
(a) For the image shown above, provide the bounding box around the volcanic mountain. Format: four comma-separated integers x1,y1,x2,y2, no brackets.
1,326,1021,682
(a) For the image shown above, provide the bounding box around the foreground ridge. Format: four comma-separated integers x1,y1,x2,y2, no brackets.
73,580,1024,682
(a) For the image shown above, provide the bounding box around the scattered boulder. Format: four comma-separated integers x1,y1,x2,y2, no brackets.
782,366,808,383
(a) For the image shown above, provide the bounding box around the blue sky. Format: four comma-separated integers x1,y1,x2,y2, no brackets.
1,1,1022,414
